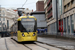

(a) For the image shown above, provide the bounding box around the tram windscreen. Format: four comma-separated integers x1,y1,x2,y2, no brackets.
21,18,35,32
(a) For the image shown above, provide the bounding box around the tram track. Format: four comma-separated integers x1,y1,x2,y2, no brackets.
23,43,49,50
23,44,32,50
0,37,74,50
34,43,49,50
36,41,68,50
10,38,49,50
10,38,62,50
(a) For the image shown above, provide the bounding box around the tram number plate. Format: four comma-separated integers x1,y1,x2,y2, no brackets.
27,35,30,37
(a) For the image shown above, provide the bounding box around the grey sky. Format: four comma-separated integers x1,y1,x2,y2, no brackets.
0,0,38,11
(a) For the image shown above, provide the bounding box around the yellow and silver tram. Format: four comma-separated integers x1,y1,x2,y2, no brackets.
10,16,37,42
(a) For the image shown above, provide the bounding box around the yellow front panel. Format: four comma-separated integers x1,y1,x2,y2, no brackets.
17,16,37,21
17,31,37,42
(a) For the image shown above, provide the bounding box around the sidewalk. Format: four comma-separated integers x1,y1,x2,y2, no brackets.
37,36,75,50
38,34,75,40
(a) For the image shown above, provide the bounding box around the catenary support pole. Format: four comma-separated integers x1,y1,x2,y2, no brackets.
56,0,58,37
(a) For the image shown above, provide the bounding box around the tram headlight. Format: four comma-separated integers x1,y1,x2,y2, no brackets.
33,33,35,36
22,33,25,37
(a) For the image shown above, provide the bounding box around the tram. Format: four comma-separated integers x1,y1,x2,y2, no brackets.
10,16,37,42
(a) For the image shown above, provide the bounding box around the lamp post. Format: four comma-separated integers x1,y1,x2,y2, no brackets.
56,0,58,37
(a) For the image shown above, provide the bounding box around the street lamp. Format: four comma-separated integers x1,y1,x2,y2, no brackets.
56,0,58,37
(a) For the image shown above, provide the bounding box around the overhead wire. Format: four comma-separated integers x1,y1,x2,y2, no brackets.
22,2,45,8
25,2,36,5
22,0,28,8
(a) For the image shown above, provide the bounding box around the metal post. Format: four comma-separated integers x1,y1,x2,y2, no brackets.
56,0,58,37
0,5,1,13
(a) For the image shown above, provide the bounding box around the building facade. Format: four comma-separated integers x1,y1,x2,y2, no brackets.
30,11,47,33
44,0,63,34
44,0,75,35
61,0,75,35
36,1,44,11
0,8,18,32
44,0,56,34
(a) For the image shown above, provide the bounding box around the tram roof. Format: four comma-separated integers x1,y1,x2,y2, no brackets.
17,16,37,21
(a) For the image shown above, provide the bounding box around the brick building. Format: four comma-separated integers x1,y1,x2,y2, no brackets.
36,1,44,11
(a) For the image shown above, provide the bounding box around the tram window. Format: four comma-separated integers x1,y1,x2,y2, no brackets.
18,21,21,30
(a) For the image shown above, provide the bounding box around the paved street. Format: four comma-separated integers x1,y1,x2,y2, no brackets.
0,37,62,50
37,37,75,50
0,37,75,50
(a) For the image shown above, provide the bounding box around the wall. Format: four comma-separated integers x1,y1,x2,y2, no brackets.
63,0,71,6
0,8,18,32
31,14,47,28
36,1,44,11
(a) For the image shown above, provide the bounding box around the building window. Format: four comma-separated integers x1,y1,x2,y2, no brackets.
3,23,5,25
64,5,66,9
67,16,70,33
48,8,52,14
64,18,66,32
0,18,1,21
3,18,5,21
70,15,74,33
71,0,74,4
68,3,70,7
7,20,9,28
48,1,52,7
